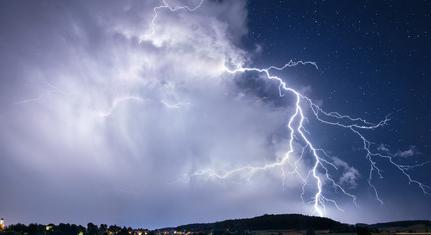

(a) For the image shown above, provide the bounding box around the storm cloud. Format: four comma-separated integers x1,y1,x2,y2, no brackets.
0,0,310,228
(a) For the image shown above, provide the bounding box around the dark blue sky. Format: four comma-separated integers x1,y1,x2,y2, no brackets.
245,0,430,153
243,0,431,219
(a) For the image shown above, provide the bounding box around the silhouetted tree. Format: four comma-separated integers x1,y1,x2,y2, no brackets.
109,225,121,235
27,224,45,235
118,227,128,235
99,224,108,235
87,223,98,235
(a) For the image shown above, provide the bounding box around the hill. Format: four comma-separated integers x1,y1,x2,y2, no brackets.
368,220,431,233
164,214,354,233
370,220,431,228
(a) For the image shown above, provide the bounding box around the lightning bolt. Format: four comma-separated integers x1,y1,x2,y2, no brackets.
191,61,430,216
97,96,145,118
14,0,429,218
14,80,74,105
144,0,430,217
141,0,204,43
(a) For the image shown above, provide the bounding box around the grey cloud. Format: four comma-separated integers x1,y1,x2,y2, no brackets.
394,146,418,158
0,0,309,228
332,157,360,189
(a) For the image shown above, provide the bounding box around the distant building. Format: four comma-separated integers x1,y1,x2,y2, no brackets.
0,218,5,231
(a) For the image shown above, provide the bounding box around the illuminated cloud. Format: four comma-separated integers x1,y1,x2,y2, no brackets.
394,146,418,158
0,0,304,227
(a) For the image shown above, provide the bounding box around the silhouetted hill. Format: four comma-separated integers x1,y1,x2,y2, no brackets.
167,214,354,232
369,220,431,228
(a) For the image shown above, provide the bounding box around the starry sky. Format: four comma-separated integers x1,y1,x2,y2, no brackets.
245,0,431,218
245,0,431,153
244,0,431,221
0,0,430,229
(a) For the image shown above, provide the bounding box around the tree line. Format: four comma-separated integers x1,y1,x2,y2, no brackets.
1,223,149,235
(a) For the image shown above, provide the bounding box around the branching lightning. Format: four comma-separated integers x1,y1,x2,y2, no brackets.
193,61,430,216
141,0,204,43
15,0,429,218
143,0,430,217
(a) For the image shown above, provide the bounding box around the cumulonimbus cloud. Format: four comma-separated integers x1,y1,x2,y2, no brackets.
0,0,310,228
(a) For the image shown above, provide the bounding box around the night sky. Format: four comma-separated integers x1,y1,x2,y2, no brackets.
245,0,431,219
0,0,430,229
245,0,431,151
